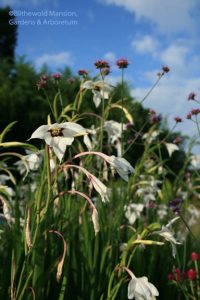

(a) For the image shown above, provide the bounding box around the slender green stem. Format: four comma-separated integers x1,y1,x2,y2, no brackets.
140,74,163,104
121,68,124,156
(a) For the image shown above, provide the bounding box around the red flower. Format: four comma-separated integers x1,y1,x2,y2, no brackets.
187,269,196,280
116,57,129,69
191,252,199,261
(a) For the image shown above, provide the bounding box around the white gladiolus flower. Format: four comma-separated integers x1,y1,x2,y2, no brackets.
108,156,134,182
81,80,113,107
74,151,134,182
165,143,179,157
127,270,159,300
29,122,87,162
103,120,126,144
154,217,181,257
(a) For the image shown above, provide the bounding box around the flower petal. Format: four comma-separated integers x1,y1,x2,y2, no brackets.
29,125,50,140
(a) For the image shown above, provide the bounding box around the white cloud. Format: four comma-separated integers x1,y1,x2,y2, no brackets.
35,52,73,69
100,0,199,35
132,35,159,55
103,51,116,63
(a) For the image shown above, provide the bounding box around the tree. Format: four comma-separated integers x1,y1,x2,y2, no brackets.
0,6,17,64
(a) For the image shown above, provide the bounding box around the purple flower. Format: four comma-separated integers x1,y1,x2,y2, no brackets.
168,198,183,214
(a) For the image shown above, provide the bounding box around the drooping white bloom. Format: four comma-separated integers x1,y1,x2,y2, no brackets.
90,174,109,203
108,156,134,182
29,122,87,162
124,203,144,225
91,207,100,235
127,270,159,300
165,143,179,157
81,80,113,107
154,217,181,257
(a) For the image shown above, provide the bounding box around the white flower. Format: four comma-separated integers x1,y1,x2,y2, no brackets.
108,156,134,182
142,130,160,144
124,203,144,225
29,122,87,162
165,143,179,157
90,174,109,203
0,175,10,185
190,154,200,169
103,120,126,144
15,152,41,175
81,80,113,108
91,207,100,235
157,205,168,220
154,217,181,257
127,271,159,300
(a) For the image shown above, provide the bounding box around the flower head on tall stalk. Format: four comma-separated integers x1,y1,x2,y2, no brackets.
123,267,159,300
29,122,87,162
81,80,113,108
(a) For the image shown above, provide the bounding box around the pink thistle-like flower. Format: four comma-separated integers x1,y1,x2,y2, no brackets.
188,92,196,101
52,73,62,81
116,57,129,69
94,60,110,69
174,117,182,123
78,69,88,76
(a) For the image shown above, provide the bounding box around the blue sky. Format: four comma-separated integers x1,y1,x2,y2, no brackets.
1,0,200,147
